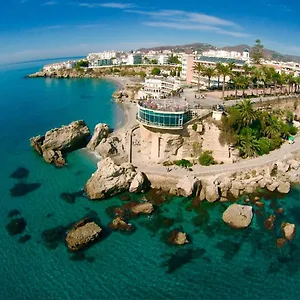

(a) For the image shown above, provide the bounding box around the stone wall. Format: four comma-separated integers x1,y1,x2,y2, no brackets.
139,122,204,163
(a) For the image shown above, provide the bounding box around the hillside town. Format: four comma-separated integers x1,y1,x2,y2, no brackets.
31,40,300,171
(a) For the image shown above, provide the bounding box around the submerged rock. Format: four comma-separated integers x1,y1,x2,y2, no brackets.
108,217,134,232
65,218,102,251
6,218,27,235
7,209,21,218
10,182,41,197
87,123,110,150
131,203,154,215
9,167,29,179
18,234,31,243
168,231,189,245
60,192,76,204
277,238,288,249
84,157,136,200
30,120,90,166
264,215,276,230
222,204,253,229
281,223,296,241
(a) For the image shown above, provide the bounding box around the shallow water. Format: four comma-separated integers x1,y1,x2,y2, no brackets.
1,60,300,300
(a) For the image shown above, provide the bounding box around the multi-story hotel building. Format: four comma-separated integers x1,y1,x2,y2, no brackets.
137,76,181,99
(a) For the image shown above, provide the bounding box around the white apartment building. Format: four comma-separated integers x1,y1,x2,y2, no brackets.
127,53,142,65
87,51,118,61
43,60,76,71
202,49,250,61
138,76,181,99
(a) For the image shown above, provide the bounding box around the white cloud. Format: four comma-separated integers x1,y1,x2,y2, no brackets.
44,1,57,5
126,9,247,37
78,2,135,9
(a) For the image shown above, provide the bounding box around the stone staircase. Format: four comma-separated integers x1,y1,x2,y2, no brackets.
202,122,232,163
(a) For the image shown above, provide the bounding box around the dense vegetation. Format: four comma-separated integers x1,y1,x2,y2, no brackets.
199,151,215,166
75,60,89,68
219,99,298,158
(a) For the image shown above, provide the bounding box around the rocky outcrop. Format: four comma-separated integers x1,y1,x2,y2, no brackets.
205,183,220,203
277,181,290,194
84,157,136,200
176,176,199,197
30,120,90,166
281,222,296,241
168,231,189,245
131,203,154,215
87,123,109,150
129,172,150,193
95,136,126,159
108,217,134,232
222,204,253,229
43,149,66,167
65,218,102,251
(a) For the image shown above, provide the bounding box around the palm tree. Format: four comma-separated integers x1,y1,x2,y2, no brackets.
252,67,263,96
238,127,260,158
217,64,232,100
236,99,256,127
215,63,223,89
232,75,248,99
192,62,204,93
294,76,300,93
286,73,295,94
271,70,281,95
201,66,215,89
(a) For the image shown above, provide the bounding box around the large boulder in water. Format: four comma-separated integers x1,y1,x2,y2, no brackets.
129,172,150,193
176,176,199,197
65,218,102,251
222,204,253,229
84,157,137,200
131,202,154,215
30,120,90,166
95,136,125,159
87,123,110,150
281,222,296,241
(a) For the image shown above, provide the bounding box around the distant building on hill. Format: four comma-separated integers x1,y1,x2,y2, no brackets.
127,53,142,65
202,49,250,61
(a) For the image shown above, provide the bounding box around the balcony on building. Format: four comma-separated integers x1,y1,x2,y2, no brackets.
137,98,191,130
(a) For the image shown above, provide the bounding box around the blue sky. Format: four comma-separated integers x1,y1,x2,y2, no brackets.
1,0,300,63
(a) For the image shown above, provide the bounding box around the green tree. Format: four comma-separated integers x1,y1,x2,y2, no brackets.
192,62,204,92
201,66,215,88
232,74,248,98
251,39,264,65
199,151,215,166
236,99,256,127
75,60,89,69
151,67,161,75
167,53,181,64
238,127,261,158
217,64,232,100
151,59,158,64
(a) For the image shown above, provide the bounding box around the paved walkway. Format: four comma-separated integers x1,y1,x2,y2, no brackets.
137,137,300,178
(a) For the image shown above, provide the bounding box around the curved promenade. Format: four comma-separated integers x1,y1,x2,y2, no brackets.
137,136,300,179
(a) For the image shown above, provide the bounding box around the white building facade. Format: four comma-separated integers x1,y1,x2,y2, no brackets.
138,76,181,99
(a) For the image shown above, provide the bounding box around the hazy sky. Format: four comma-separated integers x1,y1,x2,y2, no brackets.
1,0,300,63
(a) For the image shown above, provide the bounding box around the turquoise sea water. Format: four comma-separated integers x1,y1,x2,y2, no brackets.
1,60,300,300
